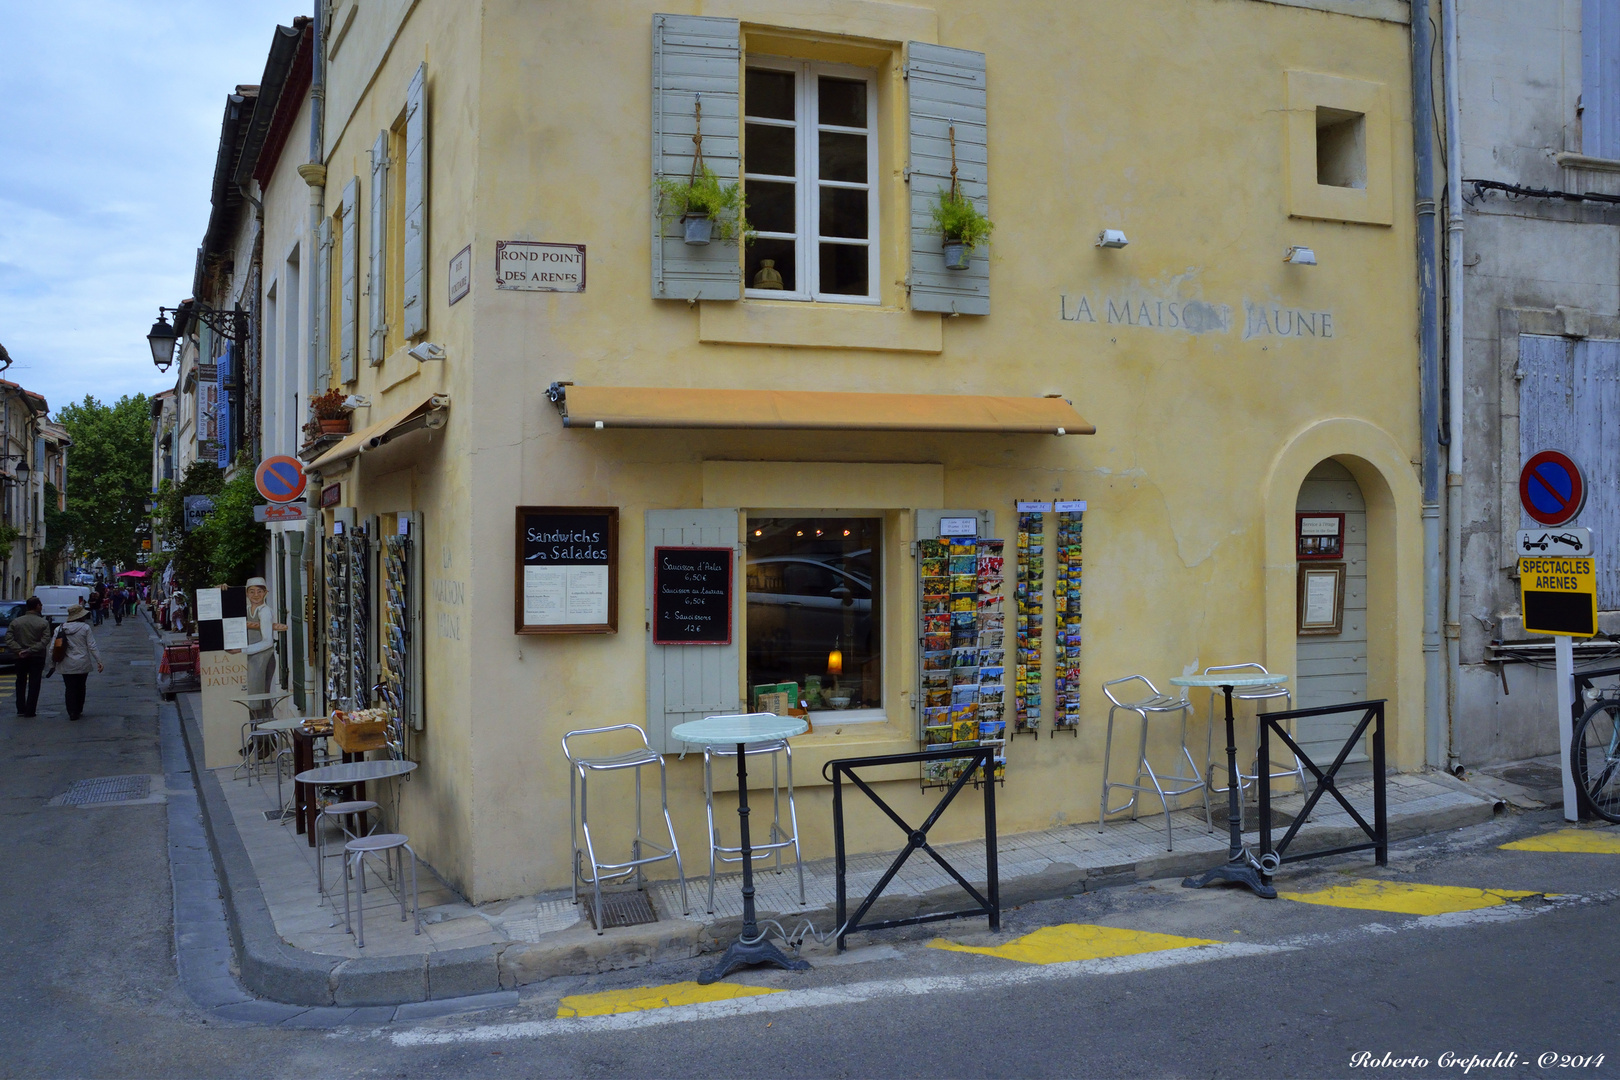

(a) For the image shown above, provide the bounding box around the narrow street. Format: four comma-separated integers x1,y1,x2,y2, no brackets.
2,616,1616,1078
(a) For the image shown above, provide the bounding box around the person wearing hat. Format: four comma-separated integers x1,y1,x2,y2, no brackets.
239,577,286,696
45,604,102,721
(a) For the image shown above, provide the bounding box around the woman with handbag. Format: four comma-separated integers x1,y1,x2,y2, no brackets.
45,604,103,721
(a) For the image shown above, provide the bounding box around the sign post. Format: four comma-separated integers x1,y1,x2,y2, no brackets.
1518,450,1595,822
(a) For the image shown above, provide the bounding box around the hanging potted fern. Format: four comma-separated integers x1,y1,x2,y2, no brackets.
928,123,993,270
930,187,993,270
656,165,752,246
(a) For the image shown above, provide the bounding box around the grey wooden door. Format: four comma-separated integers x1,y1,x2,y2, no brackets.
1294,460,1369,764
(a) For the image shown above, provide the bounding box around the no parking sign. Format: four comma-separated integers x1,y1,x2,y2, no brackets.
1519,450,1587,527
254,456,307,504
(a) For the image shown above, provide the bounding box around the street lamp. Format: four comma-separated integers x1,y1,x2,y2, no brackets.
145,304,249,373
146,314,179,372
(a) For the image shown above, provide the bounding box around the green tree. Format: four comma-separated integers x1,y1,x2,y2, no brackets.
38,480,73,580
193,460,266,585
54,394,152,567
152,460,224,596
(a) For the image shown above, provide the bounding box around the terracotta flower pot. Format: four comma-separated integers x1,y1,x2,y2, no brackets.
318,418,350,435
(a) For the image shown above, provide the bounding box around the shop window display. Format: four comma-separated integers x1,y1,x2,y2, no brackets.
747,517,881,715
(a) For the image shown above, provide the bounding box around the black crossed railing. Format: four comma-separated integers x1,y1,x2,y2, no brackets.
824,744,1000,952
1257,700,1388,871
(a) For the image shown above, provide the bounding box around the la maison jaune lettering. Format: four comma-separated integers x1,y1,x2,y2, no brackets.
1060,292,1333,341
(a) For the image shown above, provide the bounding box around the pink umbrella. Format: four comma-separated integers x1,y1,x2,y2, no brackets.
118,570,148,578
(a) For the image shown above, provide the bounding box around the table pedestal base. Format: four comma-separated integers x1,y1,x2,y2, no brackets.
697,937,810,985
1182,859,1277,899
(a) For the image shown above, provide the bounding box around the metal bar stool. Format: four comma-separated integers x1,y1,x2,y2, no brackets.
1201,662,1305,827
701,726,805,915
341,832,420,948
316,798,379,906
1099,675,1212,850
562,724,689,934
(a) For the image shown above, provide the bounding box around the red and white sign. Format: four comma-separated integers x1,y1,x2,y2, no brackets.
1519,450,1587,527
254,455,308,504
253,502,311,523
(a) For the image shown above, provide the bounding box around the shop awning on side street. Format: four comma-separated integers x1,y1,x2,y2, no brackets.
308,392,450,473
547,384,1094,436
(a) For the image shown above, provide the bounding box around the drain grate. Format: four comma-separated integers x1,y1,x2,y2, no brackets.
587,890,659,930
58,775,151,805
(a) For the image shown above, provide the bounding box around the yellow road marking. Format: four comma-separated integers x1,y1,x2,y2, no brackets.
930,923,1219,965
1501,828,1620,854
556,980,782,1018
1281,879,1538,916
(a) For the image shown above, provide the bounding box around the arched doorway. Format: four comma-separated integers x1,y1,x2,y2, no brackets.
1295,459,1369,767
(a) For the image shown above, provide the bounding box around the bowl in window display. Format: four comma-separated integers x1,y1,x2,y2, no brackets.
828,695,851,710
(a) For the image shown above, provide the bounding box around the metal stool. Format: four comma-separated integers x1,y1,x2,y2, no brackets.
341,833,419,948
1099,675,1212,850
1201,663,1305,826
237,720,280,785
562,724,688,934
702,730,805,914
316,799,379,905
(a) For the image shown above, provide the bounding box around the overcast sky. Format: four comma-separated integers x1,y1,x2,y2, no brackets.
0,0,305,417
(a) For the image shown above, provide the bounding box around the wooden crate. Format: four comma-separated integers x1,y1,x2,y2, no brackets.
332,713,388,753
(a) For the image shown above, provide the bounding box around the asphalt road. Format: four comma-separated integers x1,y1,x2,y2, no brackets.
2,614,1617,1079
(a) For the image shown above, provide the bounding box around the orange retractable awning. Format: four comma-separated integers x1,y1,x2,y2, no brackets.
548,385,1094,436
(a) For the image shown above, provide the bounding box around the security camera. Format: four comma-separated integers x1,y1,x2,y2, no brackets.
1095,229,1129,249
408,341,446,362
342,395,370,410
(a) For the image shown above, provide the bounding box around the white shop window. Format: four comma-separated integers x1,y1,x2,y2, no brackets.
743,61,879,304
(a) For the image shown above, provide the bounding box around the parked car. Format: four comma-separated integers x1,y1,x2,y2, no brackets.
0,599,29,674
35,585,88,625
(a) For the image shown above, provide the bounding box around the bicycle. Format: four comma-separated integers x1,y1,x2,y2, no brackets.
1573,693,1620,822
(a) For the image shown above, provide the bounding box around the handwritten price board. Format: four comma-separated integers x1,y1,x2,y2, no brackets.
653,547,732,645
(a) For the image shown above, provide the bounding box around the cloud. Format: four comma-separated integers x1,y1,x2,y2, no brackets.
0,0,305,414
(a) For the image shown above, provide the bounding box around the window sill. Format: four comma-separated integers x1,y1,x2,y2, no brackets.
1555,152,1620,174
699,299,942,354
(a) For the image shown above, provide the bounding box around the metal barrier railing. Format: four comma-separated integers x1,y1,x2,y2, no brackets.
823,744,1000,952
1256,700,1388,872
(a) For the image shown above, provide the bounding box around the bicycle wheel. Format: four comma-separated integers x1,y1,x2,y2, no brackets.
1572,699,1620,823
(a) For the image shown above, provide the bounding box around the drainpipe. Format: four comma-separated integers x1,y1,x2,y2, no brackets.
292,0,326,711
1413,2,1446,770
1442,0,1466,773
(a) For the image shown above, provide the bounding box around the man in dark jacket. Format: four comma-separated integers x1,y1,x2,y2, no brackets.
7,598,49,717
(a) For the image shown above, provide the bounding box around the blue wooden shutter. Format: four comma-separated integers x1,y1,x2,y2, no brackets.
644,509,741,752
907,42,989,315
340,178,359,383
1586,0,1620,159
402,63,428,339
651,14,741,301
216,344,232,468
369,131,389,365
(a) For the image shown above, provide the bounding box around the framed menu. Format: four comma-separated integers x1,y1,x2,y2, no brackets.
653,547,733,645
515,507,618,634
1297,563,1346,635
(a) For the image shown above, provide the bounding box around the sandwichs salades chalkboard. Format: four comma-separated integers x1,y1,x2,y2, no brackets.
653,547,732,645
515,507,618,634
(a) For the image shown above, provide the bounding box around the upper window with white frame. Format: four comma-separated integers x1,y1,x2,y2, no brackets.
743,60,878,303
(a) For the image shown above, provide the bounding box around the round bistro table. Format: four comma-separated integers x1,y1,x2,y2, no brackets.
1170,672,1289,899
671,713,810,984
294,759,418,844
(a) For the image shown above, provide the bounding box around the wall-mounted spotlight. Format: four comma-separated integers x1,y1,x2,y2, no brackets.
342,395,371,410
409,341,447,362
1284,245,1317,265
1095,229,1129,249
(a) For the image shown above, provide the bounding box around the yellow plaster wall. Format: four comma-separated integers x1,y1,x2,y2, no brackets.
322,0,1422,902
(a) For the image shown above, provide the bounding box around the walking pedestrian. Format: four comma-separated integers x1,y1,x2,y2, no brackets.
45,604,102,721
87,586,104,627
111,586,126,625
7,597,49,717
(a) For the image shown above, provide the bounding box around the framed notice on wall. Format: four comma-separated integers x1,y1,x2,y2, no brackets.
1296,512,1345,560
1297,563,1346,636
515,506,618,634
652,547,732,645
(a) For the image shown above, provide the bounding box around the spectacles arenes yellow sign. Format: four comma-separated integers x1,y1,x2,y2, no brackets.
1519,556,1597,638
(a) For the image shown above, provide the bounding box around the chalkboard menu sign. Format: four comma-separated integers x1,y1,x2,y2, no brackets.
515,506,618,634
653,547,733,645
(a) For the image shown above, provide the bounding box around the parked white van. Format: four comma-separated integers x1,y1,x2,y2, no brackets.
35,585,88,624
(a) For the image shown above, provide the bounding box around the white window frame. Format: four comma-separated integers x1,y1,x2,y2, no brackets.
743,58,880,305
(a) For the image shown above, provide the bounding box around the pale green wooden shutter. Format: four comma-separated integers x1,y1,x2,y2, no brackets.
315,216,333,391
907,43,989,315
651,13,741,301
339,177,359,383
645,509,742,752
368,130,388,365
402,63,427,340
